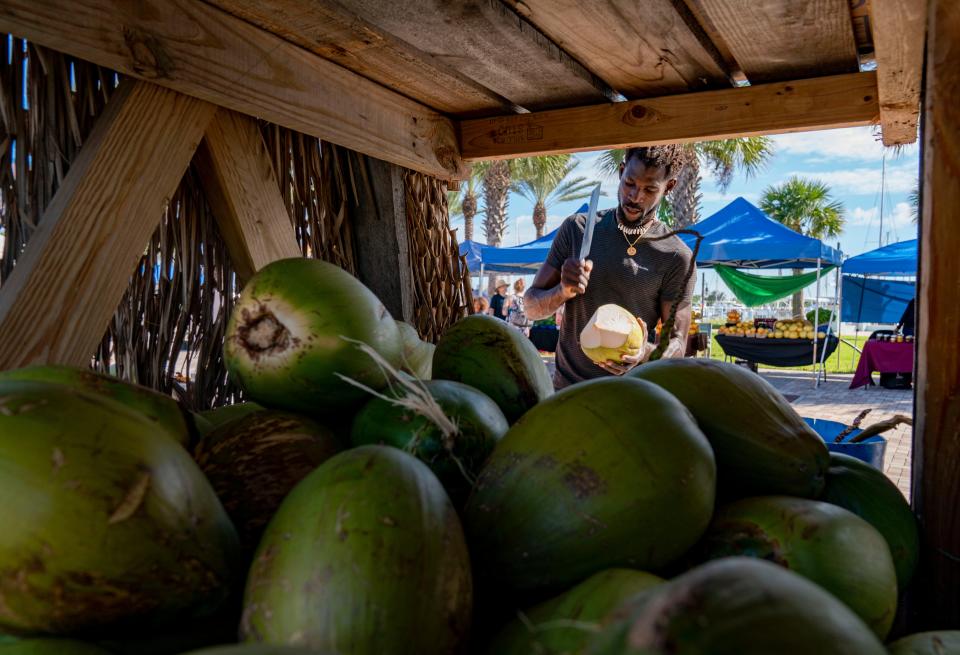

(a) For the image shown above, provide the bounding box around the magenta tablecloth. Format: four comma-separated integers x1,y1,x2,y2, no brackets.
850,340,914,389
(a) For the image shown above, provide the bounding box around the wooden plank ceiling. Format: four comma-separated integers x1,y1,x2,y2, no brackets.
3,0,918,172
205,0,863,115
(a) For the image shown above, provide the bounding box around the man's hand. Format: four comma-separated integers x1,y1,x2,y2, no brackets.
596,342,656,375
595,316,652,375
560,258,593,299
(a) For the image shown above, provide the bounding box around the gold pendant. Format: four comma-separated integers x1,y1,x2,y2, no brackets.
627,246,637,256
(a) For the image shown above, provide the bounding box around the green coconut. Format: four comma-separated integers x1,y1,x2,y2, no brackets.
464,377,715,595
0,384,240,635
486,569,663,655
395,320,434,379
0,639,112,654
194,410,342,552
223,258,402,414
585,558,886,655
628,358,829,497
350,379,507,506
0,365,191,447
241,446,472,654
821,452,919,589
433,314,553,422
887,631,960,655
580,304,647,365
196,402,265,436
698,495,898,638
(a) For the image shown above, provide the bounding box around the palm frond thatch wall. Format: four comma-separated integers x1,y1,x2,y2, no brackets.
404,170,473,342
0,39,470,408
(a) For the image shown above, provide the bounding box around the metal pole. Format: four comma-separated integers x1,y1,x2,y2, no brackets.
834,257,843,374
700,273,706,317
479,262,485,297
812,257,822,387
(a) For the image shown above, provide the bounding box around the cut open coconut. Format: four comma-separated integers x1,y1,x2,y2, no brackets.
580,304,647,364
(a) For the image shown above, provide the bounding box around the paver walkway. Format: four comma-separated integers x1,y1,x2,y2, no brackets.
761,369,913,499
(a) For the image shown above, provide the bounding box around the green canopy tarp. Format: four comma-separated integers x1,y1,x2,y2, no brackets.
716,265,836,307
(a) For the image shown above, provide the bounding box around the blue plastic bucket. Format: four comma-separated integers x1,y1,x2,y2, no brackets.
803,417,887,471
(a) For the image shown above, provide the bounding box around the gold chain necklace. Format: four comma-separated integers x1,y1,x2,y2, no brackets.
621,221,653,256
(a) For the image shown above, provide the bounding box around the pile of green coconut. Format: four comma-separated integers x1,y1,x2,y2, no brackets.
0,257,953,655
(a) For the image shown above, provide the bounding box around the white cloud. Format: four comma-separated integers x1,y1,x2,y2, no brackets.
845,202,914,229
784,163,919,196
772,127,918,162
848,206,879,226
889,202,915,227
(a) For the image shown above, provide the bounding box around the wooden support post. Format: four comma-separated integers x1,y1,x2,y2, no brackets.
351,156,415,324
870,0,927,145
195,109,301,283
913,0,960,629
0,80,216,370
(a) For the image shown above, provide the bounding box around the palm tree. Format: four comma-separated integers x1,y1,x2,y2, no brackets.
760,176,846,317
447,188,462,219
511,155,595,238
909,183,920,224
473,160,513,248
446,170,482,242
597,138,775,227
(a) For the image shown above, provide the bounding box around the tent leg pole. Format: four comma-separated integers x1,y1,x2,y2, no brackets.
833,261,842,375
813,258,822,387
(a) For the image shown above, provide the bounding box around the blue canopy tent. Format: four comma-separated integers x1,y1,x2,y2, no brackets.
458,203,586,275
843,238,917,275
841,239,917,324
680,197,844,385
678,197,843,269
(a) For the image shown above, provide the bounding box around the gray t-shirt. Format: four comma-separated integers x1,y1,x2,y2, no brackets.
546,208,696,389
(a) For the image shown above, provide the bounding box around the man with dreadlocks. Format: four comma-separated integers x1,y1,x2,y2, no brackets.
525,145,696,389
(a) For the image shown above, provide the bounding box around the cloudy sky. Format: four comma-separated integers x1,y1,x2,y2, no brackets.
452,125,920,299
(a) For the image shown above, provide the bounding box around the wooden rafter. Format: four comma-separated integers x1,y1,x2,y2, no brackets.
460,72,880,160
870,0,927,145
203,0,520,117
503,0,734,97
194,109,301,284
0,0,466,180
684,0,861,83
0,81,216,370
329,0,616,111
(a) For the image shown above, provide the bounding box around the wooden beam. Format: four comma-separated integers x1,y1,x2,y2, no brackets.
913,0,960,629
460,72,880,160
504,0,734,97
685,0,860,83
870,0,926,145
195,109,301,283
0,81,216,370
351,156,416,324
330,0,616,111
203,0,519,117
849,0,876,58
0,0,466,180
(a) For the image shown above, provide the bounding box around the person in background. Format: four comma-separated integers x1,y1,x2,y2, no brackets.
473,296,490,315
490,280,509,320
508,278,533,335
896,297,916,337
